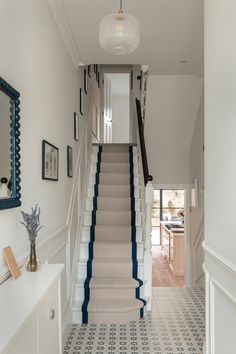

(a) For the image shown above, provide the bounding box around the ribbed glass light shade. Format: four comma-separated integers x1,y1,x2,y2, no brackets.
99,12,140,55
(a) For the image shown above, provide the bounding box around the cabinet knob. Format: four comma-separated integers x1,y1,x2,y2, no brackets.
49,308,55,320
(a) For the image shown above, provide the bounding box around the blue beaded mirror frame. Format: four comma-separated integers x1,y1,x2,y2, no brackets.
0,77,21,210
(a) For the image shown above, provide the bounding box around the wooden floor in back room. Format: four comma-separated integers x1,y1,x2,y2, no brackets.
152,246,185,287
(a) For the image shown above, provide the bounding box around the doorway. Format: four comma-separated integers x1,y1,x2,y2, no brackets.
103,73,130,143
152,189,185,287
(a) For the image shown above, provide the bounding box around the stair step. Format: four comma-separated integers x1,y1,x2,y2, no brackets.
92,145,137,153
74,278,145,301
88,298,143,313
79,240,143,260
87,184,141,198
91,152,138,164
85,197,141,211
72,296,149,324
77,259,144,279
90,162,138,174
84,210,142,226
88,173,139,186
81,225,143,242
90,277,139,289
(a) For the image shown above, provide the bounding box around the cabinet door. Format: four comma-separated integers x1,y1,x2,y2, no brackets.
38,281,60,354
4,313,38,354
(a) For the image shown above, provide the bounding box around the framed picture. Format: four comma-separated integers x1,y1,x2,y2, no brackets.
74,112,79,141
84,69,88,94
42,140,59,181
88,65,91,78
97,71,100,88
191,177,199,208
139,70,142,90
67,146,73,177
80,88,84,115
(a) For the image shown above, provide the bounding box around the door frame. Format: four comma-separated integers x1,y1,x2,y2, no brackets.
100,65,132,143
152,183,193,287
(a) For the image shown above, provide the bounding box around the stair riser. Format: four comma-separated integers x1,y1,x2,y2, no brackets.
92,146,138,154
81,227,143,242
74,285,144,301
79,243,143,260
90,288,135,300
77,262,144,279
88,174,140,186
85,198,141,211
84,211,142,226
91,153,138,164
88,310,141,324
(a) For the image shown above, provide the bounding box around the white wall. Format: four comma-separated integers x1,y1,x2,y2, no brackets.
130,65,141,143
0,0,100,333
189,93,204,287
112,95,130,143
205,1,236,353
145,75,203,184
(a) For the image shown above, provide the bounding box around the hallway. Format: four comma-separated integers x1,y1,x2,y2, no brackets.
64,287,205,354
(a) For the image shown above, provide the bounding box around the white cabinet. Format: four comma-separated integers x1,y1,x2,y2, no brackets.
5,313,38,354
38,281,60,354
0,264,64,354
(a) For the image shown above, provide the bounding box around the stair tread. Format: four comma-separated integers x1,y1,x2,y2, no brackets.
95,210,138,214
90,277,140,289
81,240,142,245
88,196,141,201
88,299,143,313
83,257,133,263
83,225,143,229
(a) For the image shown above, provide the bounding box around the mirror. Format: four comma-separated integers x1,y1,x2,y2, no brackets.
0,77,21,210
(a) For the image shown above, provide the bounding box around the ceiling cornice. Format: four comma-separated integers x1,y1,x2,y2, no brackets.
48,0,82,69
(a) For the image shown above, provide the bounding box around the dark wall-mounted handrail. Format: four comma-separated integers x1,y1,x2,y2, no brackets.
135,98,153,185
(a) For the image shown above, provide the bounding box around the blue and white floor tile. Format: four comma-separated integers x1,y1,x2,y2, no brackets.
64,288,205,354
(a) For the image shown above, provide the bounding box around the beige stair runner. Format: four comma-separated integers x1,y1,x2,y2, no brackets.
81,144,146,324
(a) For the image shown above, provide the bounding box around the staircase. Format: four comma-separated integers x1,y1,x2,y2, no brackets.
72,144,147,324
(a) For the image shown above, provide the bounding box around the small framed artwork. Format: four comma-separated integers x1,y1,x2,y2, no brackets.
3,246,21,280
88,65,91,78
84,69,88,94
74,112,79,141
80,88,84,115
97,71,100,88
139,70,142,90
67,146,73,177
42,140,59,181
191,177,199,208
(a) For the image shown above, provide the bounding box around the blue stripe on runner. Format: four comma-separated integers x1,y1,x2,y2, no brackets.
129,146,147,319
82,147,102,324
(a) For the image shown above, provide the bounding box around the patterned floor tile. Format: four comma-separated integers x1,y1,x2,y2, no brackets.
64,288,205,354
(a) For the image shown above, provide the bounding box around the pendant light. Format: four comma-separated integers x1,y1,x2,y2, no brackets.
99,0,140,55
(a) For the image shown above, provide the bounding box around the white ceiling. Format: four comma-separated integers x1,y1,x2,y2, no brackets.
106,73,130,96
50,0,204,75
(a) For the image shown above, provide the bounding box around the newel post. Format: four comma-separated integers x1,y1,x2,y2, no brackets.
144,181,153,310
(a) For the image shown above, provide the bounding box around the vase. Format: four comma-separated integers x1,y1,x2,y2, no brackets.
26,240,38,272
